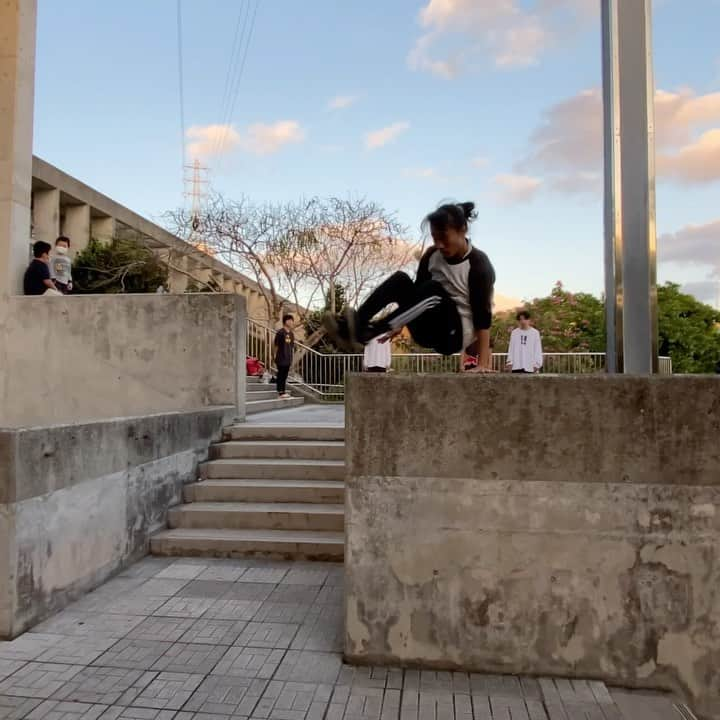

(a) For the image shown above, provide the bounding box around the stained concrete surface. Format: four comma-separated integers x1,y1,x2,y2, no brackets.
345,374,720,720
1,409,233,640
0,556,692,720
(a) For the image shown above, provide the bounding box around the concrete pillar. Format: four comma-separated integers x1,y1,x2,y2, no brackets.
32,188,60,245
91,216,115,242
602,0,658,374
162,250,188,294
0,0,37,295
62,204,91,253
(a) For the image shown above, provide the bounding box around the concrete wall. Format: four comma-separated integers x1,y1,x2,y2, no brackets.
0,407,232,638
0,293,246,427
345,375,720,720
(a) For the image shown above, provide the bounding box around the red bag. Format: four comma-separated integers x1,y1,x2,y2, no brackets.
246,357,265,377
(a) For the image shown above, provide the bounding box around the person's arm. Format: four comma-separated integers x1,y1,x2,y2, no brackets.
415,247,434,285
40,262,56,291
67,262,73,291
507,331,516,370
467,251,496,371
534,331,543,372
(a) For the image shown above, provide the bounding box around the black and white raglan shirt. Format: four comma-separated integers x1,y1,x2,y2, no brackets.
416,244,496,348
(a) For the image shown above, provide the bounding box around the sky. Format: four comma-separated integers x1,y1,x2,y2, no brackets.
33,0,720,308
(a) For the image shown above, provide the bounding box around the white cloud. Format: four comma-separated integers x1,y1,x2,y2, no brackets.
494,173,542,205
408,0,596,77
680,280,720,307
515,86,720,195
365,122,410,149
658,219,720,275
472,156,490,168
328,95,358,110
402,167,437,179
658,128,720,184
186,124,241,159
239,121,305,156
187,121,305,158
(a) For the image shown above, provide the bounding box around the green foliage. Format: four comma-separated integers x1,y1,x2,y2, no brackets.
492,281,606,353
305,282,348,353
490,281,719,373
73,237,168,294
657,283,720,373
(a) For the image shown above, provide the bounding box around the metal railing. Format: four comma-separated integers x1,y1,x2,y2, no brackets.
247,320,673,401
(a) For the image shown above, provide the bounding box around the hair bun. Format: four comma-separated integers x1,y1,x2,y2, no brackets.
458,202,477,221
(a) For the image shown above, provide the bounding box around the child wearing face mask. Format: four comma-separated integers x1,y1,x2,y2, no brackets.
51,236,73,294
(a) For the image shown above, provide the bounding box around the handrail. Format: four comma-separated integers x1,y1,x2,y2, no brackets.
247,319,673,401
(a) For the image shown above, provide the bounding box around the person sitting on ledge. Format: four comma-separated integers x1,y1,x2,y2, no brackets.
324,201,496,372
23,241,61,296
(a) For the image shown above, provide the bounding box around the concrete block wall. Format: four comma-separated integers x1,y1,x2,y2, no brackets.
0,293,246,427
345,375,720,720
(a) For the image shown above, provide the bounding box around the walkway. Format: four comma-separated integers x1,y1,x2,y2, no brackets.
0,557,691,720
246,405,344,426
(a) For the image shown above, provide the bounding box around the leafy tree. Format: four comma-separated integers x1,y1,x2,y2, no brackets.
73,237,168,294
657,283,720,373
492,281,605,353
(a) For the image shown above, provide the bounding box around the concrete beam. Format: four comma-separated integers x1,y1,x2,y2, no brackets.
0,0,37,295
62,204,91,252
32,188,60,245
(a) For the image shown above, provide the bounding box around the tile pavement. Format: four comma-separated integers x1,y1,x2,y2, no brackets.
0,557,692,720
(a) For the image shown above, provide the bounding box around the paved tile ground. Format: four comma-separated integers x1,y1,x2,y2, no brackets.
0,557,694,720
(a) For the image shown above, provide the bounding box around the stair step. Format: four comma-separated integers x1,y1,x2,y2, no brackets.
247,397,304,415
245,390,281,402
168,501,344,532
185,479,345,504
210,440,345,461
223,425,345,442
201,458,345,481
247,376,262,384
151,528,344,561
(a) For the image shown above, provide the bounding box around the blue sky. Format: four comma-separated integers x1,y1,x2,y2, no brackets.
34,0,720,307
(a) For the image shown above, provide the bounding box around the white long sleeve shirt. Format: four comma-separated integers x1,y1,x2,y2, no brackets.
507,327,543,372
364,337,392,369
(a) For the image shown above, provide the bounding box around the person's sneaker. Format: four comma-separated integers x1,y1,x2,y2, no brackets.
279,393,293,400
323,308,362,352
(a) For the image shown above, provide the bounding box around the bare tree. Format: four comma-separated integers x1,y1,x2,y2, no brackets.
166,194,408,331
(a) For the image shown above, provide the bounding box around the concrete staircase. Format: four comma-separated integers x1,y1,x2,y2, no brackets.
151,423,345,561
246,375,304,415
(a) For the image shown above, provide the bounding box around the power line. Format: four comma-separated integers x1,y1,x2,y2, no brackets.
212,0,251,156
176,0,187,198
215,0,262,162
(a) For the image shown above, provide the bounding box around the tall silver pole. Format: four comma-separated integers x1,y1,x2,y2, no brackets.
601,0,659,374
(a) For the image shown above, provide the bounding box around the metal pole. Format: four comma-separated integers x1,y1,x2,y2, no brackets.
602,0,658,374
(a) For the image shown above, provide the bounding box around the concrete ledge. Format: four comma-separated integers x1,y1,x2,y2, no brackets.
347,375,720,486
345,375,720,720
0,406,235,503
0,407,233,639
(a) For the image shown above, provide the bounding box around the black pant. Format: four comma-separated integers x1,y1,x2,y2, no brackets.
366,367,387,373
276,364,290,394
357,272,463,356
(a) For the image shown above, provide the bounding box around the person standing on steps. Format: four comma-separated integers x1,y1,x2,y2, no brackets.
274,314,295,399
506,310,543,374
324,201,496,372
